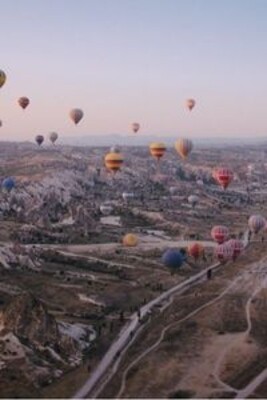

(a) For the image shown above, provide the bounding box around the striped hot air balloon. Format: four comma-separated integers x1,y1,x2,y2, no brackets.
211,225,229,244
104,151,124,173
215,242,233,263
213,167,233,190
175,138,193,159
227,239,244,261
248,215,266,234
149,142,166,161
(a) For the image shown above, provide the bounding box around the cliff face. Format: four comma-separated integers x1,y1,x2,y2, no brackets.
0,292,84,397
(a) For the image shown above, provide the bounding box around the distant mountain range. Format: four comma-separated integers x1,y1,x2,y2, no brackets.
60,134,267,147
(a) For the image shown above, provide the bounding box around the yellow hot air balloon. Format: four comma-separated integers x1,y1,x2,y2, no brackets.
175,138,193,159
104,151,124,173
186,98,196,111
149,142,166,161
0,70,6,88
123,233,138,247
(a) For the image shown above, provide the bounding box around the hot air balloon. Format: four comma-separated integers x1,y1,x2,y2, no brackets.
248,215,266,234
213,167,233,190
149,142,166,161
131,122,140,134
188,243,204,261
175,138,193,159
0,120,2,128
49,132,58,144
188,195,199,208
100,204,113,216
0,70,6,88
104,152,124,173
186,98,195,111
2,177,15,192
110,145,120,153
227,239,244,261
123,233,138,247
18,97,30,110
69,108,84,125
211,225,229,244
35,135,44,146
215,243,233,263
162,249,185,270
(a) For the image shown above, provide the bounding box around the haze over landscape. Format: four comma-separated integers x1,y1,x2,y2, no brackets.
1,1,267,400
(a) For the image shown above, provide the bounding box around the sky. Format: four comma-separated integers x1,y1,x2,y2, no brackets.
0,0,267,142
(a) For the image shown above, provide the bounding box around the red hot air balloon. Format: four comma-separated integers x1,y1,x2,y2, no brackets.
215,242,233,263
211,225,229,244
213,167,233,190
188,243,204,261
18,97,30,110
69,108,84,125
227,239,244,261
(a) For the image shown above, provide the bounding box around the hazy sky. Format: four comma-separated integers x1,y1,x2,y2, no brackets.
1,0,267,141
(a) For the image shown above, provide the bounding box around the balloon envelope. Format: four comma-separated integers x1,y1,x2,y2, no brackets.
213,167,233,190
2,177,15,192
186,98,196,111
123,233,138,247
131,122,140,133
248,215,266,234
104,152,124,173
70,108,84,125
162,249,184,269
149,142,166,160
175,138,193,159
35,135,44,146
49,132,58,144
211,225,229,244
0,70,6,88
18,97,30,109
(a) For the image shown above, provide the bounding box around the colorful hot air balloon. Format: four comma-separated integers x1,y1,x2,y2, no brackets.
49,132,58,144
69,108,84,125
131,122,140,134
188,243,204,261
215,242,233,263
0,70,6,88
186,98,196,111
227,239,244,261
2,177,15,192
175,138,193,159
123,233,138,247
248,215,266,234
162,249,185,269
211,225,229,244
149,142,166,161
18,97,30,110
188,195,199,208
213,167,233,190
35,135,44,146
104,152,124,173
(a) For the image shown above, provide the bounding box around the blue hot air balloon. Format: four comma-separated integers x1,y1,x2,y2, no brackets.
161,249,185,269
2,177,15,192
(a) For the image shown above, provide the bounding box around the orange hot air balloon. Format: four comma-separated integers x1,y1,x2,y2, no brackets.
213,167,233,190
188,243,204,261
131,122,140,133
18,97,30,110
104,151,124,173
69,108,84,125
123,233,138,247
186,98,196,111
0,70,6,88
175,138,193,159
149,142,166,161
211,225,229,244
